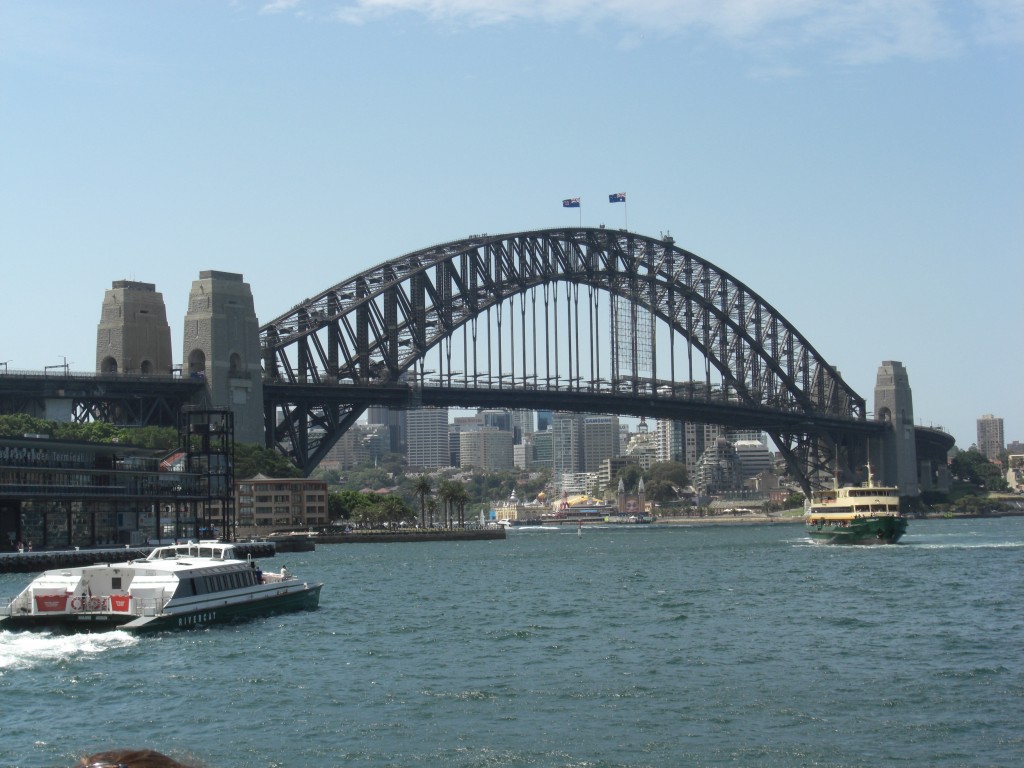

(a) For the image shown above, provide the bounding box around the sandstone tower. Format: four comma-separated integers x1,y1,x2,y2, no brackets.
96,280,173,374
874,360,918,497
182,271,265,444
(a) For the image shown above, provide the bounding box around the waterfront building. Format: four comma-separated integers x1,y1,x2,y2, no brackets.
406,408,450,470
0,435,206,550
235,474,328,538
977,414,1005,461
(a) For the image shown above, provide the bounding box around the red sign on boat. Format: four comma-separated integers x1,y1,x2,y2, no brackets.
110,595,131,612
34,594,69,612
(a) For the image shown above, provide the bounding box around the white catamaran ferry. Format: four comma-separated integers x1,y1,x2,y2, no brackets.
1,541,322,633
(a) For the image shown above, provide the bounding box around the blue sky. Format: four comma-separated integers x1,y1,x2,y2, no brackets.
1,0,1021,450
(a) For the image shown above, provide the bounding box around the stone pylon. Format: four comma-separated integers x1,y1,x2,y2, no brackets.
182,271,265,445
874,360,919,497
96,280,173,374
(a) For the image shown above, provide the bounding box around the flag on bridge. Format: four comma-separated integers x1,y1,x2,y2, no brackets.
608,192,626,203
562,197,581,208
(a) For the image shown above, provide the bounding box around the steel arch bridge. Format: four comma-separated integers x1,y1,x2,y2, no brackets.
261,227,881,492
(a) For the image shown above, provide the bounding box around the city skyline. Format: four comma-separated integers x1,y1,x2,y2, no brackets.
1,1,1020,450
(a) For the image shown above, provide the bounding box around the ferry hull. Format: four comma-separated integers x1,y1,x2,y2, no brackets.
2,583,322,634
805,516,907,545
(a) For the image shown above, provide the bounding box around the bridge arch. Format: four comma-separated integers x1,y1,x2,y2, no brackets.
261,227,869,489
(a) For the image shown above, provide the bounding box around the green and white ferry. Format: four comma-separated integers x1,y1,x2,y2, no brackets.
805,470,907,545
1,541,322,632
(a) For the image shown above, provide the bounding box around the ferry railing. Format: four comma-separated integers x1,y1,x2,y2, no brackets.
2,593,166,618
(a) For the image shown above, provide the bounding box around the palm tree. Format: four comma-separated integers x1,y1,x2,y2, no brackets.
413,474,432,528
437,480,456,529
449,482,471,528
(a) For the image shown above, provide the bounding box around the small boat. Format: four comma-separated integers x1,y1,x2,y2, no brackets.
496,518,544,528
1,541,322,633
603,513,655,524
804,468,907,545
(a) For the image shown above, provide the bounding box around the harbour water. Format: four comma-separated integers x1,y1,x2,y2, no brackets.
2,516,1022,768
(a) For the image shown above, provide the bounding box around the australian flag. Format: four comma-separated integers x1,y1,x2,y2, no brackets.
609,192,626,203
562,197,581,208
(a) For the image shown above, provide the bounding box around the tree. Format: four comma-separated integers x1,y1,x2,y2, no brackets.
412,475,432,528
437,480,457,529
645,479,678,503
449,483,470,528
950,449,1007,492
609,463,644,494
437,479,470,528
234,443,303,480
647,461,689,488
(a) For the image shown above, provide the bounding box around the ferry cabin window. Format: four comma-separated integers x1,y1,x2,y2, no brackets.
112,577,122,590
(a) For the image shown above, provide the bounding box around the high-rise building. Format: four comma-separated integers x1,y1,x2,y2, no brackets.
320,424,389,470
581,415,620,473
694,437,743,495
977,414,1005,461
406,408,450,469
733,440,773,480
367,406,406,455
529,430,553,469
459,428,514,471
551,413,580,482
537,410,554,432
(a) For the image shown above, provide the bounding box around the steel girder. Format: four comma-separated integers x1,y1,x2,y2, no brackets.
261,228,868,488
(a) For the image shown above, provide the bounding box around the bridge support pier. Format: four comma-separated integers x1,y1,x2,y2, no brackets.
873,361,919,498
183,271,265,444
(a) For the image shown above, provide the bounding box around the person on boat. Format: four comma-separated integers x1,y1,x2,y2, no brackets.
76,747,199,767
280,565,290,579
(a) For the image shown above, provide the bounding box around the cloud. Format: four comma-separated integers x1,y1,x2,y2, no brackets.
260,0,303,14
316,0,1023,62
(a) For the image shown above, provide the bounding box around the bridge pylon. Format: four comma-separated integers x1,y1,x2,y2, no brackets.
183,271,265,444
96,280,173,375
873,360,920,498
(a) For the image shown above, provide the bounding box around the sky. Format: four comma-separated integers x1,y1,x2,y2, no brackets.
1,0,1021,451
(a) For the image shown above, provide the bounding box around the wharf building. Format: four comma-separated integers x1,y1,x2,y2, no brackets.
0,435,207,551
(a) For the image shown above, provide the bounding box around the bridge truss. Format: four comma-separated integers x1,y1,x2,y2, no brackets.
261,228,873,491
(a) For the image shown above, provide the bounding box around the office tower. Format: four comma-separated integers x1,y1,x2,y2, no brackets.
977,414,1005,461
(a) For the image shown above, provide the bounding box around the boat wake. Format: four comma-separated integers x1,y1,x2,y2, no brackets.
906,540,1024,550
0,629,137,673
